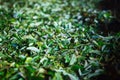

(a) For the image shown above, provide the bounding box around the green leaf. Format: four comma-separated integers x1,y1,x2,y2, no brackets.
55,69,78,80
87,69,104,78
0,38,2,42
53,73,63,80
0,53,6,58
65,54,70,63
25,57,33,63
27,47,40,53
69,54,77,65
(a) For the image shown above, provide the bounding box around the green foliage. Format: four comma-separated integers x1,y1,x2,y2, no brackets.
0,0,120,80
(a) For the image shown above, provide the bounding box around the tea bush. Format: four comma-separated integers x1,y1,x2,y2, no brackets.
0,0,120,80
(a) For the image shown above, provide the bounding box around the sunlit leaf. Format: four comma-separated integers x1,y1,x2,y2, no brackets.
69,54,77,65
27,47,40,53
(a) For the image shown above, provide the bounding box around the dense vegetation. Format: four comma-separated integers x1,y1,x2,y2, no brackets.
0,0,120,80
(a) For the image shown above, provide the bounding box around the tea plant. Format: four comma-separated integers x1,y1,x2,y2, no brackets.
0,0,119,80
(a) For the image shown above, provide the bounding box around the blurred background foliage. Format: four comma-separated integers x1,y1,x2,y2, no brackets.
0,0,120,80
